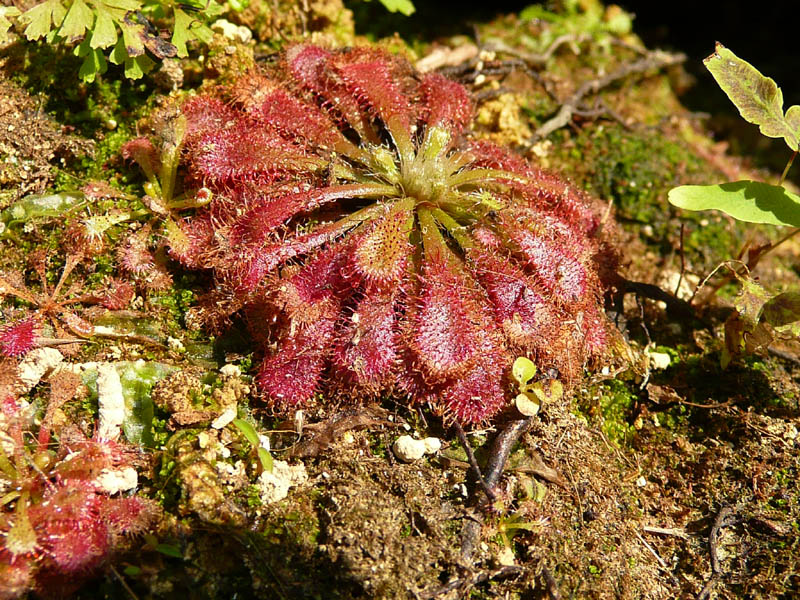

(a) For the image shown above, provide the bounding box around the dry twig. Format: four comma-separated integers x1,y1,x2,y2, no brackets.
697,505,736,600
530,50,686,141
419,565,525,599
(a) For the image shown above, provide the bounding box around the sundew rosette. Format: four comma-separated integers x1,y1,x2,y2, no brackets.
156,44,618,423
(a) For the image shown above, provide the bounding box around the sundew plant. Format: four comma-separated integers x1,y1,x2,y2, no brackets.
121,44,620,423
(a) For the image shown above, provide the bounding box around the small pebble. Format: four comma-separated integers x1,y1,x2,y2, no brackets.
649,351,672,370
422,437,441,454
393,435,426,462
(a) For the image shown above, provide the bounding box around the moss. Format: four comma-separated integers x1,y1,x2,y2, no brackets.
551,123,743,269
577,379,637,447
148,273,202,333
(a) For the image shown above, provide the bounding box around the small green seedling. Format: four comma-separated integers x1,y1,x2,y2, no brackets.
232,418,273,474
496,511,541,550
511,357,563,416
668,44,800,366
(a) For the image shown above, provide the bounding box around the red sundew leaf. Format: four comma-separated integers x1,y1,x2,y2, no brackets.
31,486,107,572
0,316,39,357
578,306,609,355
419,72,473,134
470,225,503,249
502,219,590,303
439,362,506,424
410,257,481,380
250,86,361,158
227,185,396,291
350,203,414,287
463,146,603,237
167,214,216,269
230,184,394,249
0,558,34,599
256,317,336,408
98,280,135,310
333,55,416,146
41,518,108,573
466,247,559,349
284,43,330,88
232,216,363,292
465,139,535,177
117,229,155,275
191,124,325,184
120,137,160,181
514,176,602,235
100,496,156,537
275,244,351,324
285,44,377,144
182,96,238,144
330,291,399,392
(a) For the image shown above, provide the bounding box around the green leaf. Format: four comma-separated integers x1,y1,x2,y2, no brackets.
668,180,800,227
514,392,540,417
124,53,154,79
257,447,273,473
21,0,65,41
116,361,175,446
232,418,260,447
119,18,144,56
155,543,183,559
512,356,537,387
228,0,249,12
762,292,800,328
705,43,800,151
171,8,193,57
190,22,213,45
786,105,800,144
1,191,85,236
90,6,117,49
203,1,225,19
103,0,142,10
78,47,107,82
377,0,415,15
58,0,92,41
109,36,126,64
0,7,21,45
73,35,90,56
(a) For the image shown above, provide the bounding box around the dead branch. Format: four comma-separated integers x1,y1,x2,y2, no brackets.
453,422,496,501
530,50,686,141
482,33,590,67
697,505,735,600
419,565,525,599
459,417,533,561
542,566,561,599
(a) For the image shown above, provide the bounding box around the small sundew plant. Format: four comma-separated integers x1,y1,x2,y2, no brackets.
0,394,156,598
669,44,800,366
151,44,618,423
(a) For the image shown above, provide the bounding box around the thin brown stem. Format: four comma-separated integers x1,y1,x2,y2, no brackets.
779,150,798,186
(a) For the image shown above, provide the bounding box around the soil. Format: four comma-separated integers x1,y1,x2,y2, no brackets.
0,2,798,599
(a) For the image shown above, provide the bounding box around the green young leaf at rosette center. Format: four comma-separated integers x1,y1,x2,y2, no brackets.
668,180,800,227
705,43,800,151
